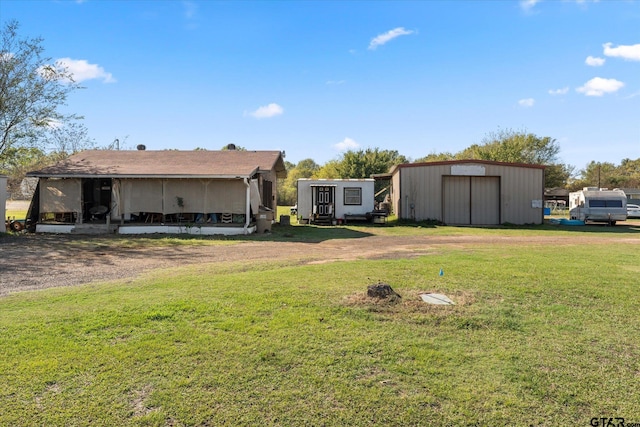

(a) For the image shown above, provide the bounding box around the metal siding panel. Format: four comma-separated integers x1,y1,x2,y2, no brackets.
392,171,402,218
500,166,543,224
410,165,445,221
443,176,471,224
471,176,500,225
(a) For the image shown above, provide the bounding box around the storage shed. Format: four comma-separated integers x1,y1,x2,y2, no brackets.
296,179,375,225
389,160,545,225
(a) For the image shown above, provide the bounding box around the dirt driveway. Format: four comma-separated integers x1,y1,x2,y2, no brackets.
2,225,639,297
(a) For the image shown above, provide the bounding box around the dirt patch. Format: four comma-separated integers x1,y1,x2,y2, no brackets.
0,230,638,297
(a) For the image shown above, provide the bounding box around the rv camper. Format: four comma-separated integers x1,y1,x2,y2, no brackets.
569,187,627,225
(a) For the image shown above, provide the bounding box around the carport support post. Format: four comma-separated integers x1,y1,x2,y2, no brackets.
244,178,250,235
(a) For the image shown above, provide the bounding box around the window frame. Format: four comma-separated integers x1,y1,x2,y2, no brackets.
343,187,362,206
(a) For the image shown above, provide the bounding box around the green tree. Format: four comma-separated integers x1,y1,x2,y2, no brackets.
0,145,49,198
277,158,320,206
458,129,561,165
1,20,82,160
455,129,571,188
414,152,456,163
544,163,574,189
572,161,621,191
315,160,341,179
617,158,640,188
334,148,408,178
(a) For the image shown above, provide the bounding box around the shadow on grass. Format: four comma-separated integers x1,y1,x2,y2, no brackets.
240,223,374,243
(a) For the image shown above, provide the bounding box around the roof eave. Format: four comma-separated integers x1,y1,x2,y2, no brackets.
27,173,256,179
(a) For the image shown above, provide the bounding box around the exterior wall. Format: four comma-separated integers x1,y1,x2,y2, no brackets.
391,169,401,218
0,176,7,233
394,162,544,225
498,164,544,224
259,170,278,209
297,179,375,220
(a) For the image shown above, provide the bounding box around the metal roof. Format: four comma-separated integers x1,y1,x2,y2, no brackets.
389,159,546,175
27,150,287,179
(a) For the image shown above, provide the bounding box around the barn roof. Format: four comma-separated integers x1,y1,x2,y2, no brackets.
27,150,287,179
389,159,546,175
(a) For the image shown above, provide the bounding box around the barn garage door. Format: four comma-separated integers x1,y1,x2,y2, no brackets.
443,176,500,225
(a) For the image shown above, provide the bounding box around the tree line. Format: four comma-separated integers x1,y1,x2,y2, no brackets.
2,20,639,203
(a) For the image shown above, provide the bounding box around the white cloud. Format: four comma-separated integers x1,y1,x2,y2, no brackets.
518,98,535,107
576,77,624,96
368,27,415,50
585,56,605,66
334,137,359,151
603,42,640,62
548,87,569,95
522,0,601,12
520,0,541,11
326,80,346,85
246,103,284,119
55,58,115,83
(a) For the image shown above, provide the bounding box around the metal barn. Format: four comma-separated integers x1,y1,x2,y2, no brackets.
389,160,545,225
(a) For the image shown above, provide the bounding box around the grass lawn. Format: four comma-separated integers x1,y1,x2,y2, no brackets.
1,225,640,425
5,208,27,221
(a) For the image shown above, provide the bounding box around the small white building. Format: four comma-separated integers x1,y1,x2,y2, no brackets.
296,179,375,224
569,187,627,225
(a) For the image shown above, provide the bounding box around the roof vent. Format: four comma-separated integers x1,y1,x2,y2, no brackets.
226,143,236,150
137,144,146,151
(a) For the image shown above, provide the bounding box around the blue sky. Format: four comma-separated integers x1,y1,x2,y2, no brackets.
2,0,639,171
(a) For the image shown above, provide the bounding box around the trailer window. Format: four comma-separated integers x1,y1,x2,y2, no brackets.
589,199,623,208
344,187,362,205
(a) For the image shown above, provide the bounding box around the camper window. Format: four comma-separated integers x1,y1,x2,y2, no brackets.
589,199,623,208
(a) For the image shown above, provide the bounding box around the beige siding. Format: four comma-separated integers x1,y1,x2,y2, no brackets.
391,171,401,217
399,164,448,221
471,176,500,225
443,176,470,224
394,162,544,225
495,165,543,224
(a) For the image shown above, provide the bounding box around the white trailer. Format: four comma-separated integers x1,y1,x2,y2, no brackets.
296,179,376,225
569,187,627,225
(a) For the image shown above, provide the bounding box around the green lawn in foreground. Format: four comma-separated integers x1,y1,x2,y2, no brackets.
1,229,639,426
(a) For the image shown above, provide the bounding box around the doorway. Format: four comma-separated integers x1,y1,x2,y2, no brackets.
82,178,112,222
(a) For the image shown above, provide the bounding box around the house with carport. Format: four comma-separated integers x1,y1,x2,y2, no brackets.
25,149,286,235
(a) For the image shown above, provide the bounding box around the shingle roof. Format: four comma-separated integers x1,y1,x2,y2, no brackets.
27,150,287,179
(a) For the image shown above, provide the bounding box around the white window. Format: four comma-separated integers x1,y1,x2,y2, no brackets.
344,187,362,205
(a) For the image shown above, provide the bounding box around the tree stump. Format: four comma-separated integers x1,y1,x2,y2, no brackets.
367,283,401,301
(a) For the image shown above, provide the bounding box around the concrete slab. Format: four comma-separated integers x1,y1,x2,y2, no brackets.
420,293,455,305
